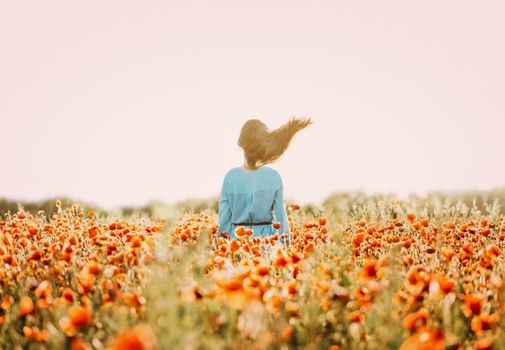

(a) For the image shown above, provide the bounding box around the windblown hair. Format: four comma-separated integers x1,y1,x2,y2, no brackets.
238,117,313,169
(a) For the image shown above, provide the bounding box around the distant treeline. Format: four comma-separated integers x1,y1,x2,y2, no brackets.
0,198,108,217
1,188,504,218
0,197,219,218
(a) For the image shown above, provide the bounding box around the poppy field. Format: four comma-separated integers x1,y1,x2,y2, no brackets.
1,197,505,349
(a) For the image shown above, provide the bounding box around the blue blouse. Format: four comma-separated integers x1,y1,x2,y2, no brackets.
217,165,290,241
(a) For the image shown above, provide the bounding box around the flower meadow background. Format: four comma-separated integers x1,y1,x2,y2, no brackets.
1,189,505,349
2,1,505,349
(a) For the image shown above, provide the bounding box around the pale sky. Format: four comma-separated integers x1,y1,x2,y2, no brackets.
1,1,504,210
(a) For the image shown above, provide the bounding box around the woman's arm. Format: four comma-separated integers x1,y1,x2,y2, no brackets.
217,173,233,239
272,173,290,241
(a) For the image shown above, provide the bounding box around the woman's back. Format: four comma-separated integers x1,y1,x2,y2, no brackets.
217,116,312,241
217,165,290,240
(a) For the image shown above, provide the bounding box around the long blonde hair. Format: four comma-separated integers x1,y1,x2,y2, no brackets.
238,117,313,169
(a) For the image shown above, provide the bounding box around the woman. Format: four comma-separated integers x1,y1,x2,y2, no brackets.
217,117,313,242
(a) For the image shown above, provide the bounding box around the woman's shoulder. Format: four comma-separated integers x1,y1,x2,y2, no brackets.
224,167,238,179
262,166,282,183
224,167,244,180
262,165,279,175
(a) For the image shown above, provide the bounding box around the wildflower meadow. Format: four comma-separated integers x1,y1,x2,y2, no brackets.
1,193,505,350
